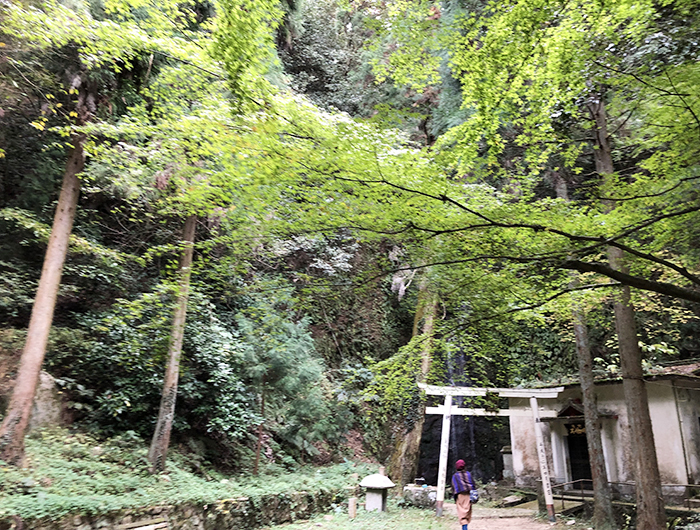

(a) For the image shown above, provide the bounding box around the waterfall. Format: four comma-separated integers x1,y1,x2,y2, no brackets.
416,339,509,485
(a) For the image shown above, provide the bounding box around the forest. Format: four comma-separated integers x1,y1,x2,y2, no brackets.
0,0,699,528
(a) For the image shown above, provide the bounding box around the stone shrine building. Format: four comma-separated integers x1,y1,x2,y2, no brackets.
507,364,700,495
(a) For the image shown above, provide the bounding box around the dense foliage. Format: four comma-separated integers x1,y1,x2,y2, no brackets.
0,428,370,520
1,0,699,493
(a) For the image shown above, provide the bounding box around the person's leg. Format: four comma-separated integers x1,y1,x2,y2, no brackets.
461,525,468,530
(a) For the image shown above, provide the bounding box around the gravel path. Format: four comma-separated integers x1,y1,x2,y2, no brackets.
446,504,576,530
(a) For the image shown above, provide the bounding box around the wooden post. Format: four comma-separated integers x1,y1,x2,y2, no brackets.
348,497,357,519
435,394,452,517
530,397,556,522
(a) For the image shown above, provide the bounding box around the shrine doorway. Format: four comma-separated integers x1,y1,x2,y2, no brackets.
566,422,592,489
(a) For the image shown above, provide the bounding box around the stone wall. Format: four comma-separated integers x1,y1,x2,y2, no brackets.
0,488,350,530
402,484,436,508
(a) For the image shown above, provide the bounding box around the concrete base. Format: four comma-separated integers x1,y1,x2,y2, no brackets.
365,489,387,512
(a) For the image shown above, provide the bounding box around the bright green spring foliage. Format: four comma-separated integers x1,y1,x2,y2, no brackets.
369,0,444,91
1,0,210,72
356,0,700,306
2,0,700,482
371,0,678,174
1,0,234,222
368,0,699,187
212,0,283,109
444,0,655,174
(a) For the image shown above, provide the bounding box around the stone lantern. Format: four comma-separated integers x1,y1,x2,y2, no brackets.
359,473,395,512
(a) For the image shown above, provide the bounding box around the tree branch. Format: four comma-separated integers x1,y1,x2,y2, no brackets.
436,282,620,338
560,260,700,303
595,175,700,202
592,60,690,98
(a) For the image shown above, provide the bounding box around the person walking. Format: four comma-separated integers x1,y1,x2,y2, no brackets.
452,459,476,530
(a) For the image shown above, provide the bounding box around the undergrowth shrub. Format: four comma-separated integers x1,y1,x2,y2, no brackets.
42,283,347,470
0,428,374,521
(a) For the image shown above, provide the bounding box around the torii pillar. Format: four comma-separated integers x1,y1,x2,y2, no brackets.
419,383,563,521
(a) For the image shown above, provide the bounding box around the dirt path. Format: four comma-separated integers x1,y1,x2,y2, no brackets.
446,504,568,530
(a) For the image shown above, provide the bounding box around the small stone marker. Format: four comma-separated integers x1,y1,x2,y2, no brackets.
359,473,395,512
348,497,357,519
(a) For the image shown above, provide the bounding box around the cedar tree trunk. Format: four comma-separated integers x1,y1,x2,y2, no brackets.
609,251,666,529
148,214,197,473
0,137,85,465
589,99,666,529
387,280,437,486
573,308,616,529
555,174,616,528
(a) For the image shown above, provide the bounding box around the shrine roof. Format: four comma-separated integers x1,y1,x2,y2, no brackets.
520,366,700,391
359,473,396,489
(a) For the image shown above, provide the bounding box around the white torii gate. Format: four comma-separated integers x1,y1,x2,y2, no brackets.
418,383,564,521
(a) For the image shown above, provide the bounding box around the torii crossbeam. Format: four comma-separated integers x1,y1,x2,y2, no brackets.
418,383,564,521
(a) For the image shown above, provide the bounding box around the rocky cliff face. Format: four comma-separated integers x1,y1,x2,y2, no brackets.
0,343,64,431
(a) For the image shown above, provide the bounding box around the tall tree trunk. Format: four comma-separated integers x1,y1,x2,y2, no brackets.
572,308,616,529
387,280,437,486
589,99,666,529
608,252,665,529
0,136,85,465
148,214,197,473
555,174,615,528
